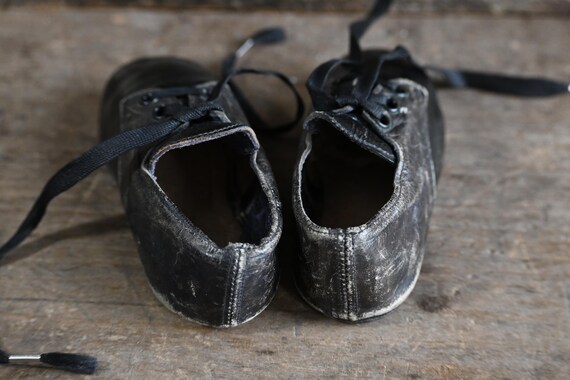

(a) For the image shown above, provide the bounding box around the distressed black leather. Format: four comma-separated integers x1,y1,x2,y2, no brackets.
100,58,282,327
293,51,445,321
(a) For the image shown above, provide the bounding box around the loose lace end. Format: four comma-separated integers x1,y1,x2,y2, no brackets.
0,349,9,364
0,349,97,375
40,352,98,375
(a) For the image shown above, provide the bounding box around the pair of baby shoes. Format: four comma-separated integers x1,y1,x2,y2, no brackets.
1,0,567,374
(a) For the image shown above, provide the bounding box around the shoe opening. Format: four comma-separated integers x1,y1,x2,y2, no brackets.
154,133,271,247
302,122,396,228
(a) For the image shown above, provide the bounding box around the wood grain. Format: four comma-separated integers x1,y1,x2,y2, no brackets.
0,8,569,379
2,0,570,14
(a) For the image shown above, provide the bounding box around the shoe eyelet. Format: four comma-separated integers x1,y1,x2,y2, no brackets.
153,104,167,119
395,85,408,97
379,112,391,129
140,93,157,105
386,97,399,111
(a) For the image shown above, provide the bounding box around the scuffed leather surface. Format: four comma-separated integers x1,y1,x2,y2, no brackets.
293,76,443,321
99,58,282,327
128,145,281,326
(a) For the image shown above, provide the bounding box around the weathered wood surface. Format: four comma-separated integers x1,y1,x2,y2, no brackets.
0,8,569,379
2,0,570,15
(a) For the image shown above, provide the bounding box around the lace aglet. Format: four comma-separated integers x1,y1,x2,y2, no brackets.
0,349,97,375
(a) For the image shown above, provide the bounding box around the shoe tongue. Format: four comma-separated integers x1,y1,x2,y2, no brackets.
309,111,396,164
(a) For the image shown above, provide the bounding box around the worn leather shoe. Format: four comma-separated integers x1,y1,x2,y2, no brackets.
100,57,285,327
293,58,443,322
97,29,304,327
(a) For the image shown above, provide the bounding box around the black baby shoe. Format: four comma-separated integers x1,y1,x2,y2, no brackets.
97,26,306,326
99,61,290,326
293,0,569,322
0,28,303,331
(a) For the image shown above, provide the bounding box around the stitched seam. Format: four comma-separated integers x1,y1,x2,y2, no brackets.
226,249,242,326
349,232,358,317
344,231,355,318
335,232,345,317
339,231,350,317
235,249,246,324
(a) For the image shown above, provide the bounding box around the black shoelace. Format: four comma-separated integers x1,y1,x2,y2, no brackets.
306,0,569,119
0,27,303,375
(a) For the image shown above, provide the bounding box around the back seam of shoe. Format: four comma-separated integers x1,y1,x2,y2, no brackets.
226,248,244,326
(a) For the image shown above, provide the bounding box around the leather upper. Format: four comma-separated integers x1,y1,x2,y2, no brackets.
100,59,282,327
294,69,444,321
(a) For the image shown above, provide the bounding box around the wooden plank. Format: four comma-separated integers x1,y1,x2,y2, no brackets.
2,0,570,15
0,8,569,379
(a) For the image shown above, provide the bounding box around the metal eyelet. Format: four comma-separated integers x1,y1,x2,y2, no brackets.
386,97,399,111
394,85,408,97
140,93,157,105
378,111,392,129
